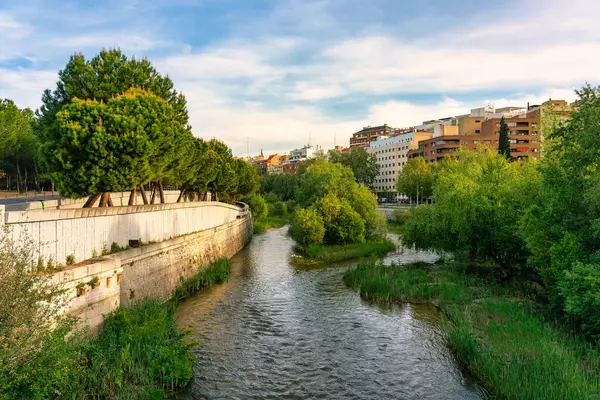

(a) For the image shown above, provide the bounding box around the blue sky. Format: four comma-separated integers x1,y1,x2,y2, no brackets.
1,0,598,155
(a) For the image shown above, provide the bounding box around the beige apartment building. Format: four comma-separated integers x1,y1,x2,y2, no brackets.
367,130,432,199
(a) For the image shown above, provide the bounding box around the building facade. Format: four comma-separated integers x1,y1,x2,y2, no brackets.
367,131,432,199
349,124,392,149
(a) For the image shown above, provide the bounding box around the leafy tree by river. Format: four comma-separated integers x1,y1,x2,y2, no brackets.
401,85,600,339
396,157,434,203
328,147,379,187
290,159,385,247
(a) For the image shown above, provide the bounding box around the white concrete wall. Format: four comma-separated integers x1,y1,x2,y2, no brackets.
4,202,248,266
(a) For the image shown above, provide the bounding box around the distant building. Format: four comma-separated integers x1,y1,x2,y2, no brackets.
349,124,392,149
282,144,323,175
367,130,432,199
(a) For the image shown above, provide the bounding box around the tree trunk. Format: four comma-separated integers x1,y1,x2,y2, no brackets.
107,193,113,207
16,161,22,193
128,187,137,206
177,185,187,203
150,183,157,204
214,192,219,202
83,193,102,208
33,159,40,192
158,182,165,203
99,192,109,207
138,185,148,204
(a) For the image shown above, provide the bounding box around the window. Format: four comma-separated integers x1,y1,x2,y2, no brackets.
475,129,481,134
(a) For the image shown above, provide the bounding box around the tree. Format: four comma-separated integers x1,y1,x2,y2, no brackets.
187,138,218,200
328,147,379,187
396,157,434,203
0,99,41,191
246,194,268,219
232,159,259,201
403,148,541,272
47,88,187,203
37,49,188,134
498,116,511,159
289,208,325,247
260,174,299,201
207,139,237,202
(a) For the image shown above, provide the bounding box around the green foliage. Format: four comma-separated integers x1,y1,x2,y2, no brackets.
174,258,231,300
344,262,600,399
403,148,541,272
269,201,287,218
232,159,259,201
47,88,188,198
110,242,127,254
285,199,298,214
393,209,410,225
246,194,268,219
260,174,299,201
558,262,600,338
65,254,75,265
328,147,379,187
79,298,194,398
299,239,395,264
263,192,280,203
289,208,325,247
322,201,365,245
396,157,434,201
498,116,511,159
253,216,288,234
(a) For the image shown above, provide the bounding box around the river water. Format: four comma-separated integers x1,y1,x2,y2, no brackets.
175,228,482,399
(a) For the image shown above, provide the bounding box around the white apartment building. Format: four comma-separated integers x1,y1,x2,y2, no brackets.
367,131,432,199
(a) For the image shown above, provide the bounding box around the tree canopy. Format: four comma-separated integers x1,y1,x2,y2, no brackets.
328,147,379,187
396,157,434,202
498,116,511,159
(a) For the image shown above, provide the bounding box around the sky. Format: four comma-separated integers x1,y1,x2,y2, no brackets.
1,0,599,156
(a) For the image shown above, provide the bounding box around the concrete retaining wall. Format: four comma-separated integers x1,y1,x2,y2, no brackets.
49,211,252,333
3,201,244,266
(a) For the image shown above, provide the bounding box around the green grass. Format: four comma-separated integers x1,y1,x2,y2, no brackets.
386,221,406,235
253,216,288,234
72,298,195,399
343,262,600,400
174,258,231,300
296,239,396,264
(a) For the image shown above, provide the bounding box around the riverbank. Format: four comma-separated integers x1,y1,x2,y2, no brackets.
343,262,600,399
293,238,396,265
3,259,231,399
253,216,288,234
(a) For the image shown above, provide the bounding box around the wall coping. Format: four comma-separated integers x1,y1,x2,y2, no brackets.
4,201,245,224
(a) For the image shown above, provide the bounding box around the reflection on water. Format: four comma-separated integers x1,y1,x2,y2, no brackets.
175,228,482,399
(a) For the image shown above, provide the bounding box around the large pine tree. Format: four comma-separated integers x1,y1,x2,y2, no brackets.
498,116,511,159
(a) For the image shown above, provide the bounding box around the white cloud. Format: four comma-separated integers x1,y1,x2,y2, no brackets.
0,68,57,109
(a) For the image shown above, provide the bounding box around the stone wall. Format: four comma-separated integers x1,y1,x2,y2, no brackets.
51,212,253,333
3,201,244,267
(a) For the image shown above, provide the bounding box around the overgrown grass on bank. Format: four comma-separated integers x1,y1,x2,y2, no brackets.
3,259,232,399
174,258,231,300
295,238,396,264
253,216,288,234
343,262,600,400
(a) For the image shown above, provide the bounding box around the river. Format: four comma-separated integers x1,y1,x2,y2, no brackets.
175,228,483,399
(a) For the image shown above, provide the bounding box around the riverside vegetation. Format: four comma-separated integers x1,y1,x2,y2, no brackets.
247,157,395,262
347,86,600,399
0,234,232,400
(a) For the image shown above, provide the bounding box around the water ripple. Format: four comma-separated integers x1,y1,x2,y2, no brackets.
175,228,482,400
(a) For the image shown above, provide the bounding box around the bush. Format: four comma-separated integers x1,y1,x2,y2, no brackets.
289,208,325,247
264,192,279,204
285,199,298,214
271,201,287,217
246,194,268,219
324,203,365,245
558,262,600,338
393,209,410,225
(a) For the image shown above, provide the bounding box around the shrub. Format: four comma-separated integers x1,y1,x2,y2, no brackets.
558,262,600,338
285,199,298,214
324,202,365,245
271,201,287,217
246,194,268,219
66,254,75,265
289,208,325,247
264,192,279,204
393,209,410,225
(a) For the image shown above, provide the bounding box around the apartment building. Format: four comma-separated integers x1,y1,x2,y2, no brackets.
367,130,432,198
349,124,392,149
408,114,541,163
